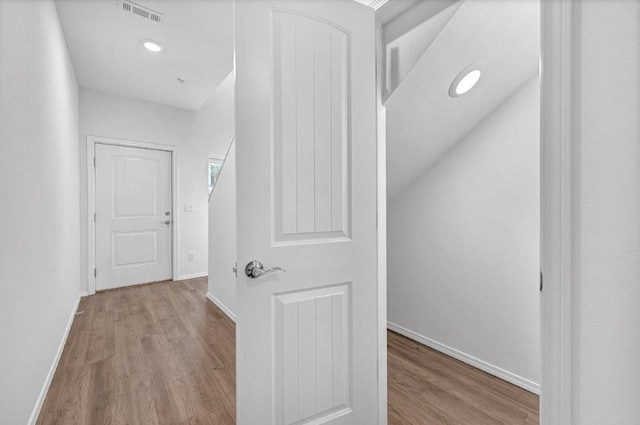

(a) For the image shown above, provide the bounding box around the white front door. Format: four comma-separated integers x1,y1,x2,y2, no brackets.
95,144,172,291
235,1,381,424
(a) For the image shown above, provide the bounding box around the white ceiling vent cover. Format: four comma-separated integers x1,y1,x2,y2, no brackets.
117,1,164,24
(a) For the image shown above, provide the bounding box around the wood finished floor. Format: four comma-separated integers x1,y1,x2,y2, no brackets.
387,331,538,425
36,278,235,425
37,278,538,425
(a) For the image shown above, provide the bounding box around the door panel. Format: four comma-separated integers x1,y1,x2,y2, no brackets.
273,8,350,242
235,1,379,424
112,156,158,217
112,231,159,268
274,284,351,424
95,144,172,290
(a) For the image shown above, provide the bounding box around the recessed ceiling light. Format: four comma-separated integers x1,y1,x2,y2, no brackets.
449,65,482,98
141,39,164,53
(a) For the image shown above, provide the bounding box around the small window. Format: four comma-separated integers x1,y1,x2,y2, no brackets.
208,157,224,195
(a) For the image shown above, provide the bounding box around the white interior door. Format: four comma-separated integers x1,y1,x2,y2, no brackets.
235,1,380,424
95,144,172,291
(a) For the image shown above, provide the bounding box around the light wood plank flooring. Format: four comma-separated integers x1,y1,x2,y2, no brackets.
37,278,538,424
36,278,235,425
387,331,539,425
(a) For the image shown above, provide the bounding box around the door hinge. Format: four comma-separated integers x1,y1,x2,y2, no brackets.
93,157,96,167
94,268,97,277
94,212,96,222
540,272,543,292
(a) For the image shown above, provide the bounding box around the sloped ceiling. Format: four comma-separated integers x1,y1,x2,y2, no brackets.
384,0,463,98
386,0,540,199
55,0,233,111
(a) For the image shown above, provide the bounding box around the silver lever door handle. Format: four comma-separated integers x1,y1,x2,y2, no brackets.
245,260,286,279
161,220,172,225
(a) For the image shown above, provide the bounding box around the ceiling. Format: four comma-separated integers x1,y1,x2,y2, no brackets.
55,0,234,111
352,0,390,8
383,0,463,98
385,0,540,199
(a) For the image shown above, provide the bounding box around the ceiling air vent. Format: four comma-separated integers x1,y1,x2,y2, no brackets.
117,1,164,24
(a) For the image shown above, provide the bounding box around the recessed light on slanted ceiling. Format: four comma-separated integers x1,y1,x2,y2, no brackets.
449,64,482,98
141,39,164,53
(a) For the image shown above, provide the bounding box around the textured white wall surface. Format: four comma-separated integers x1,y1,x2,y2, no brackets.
388,76,540,388
189,72,235,158
0,0,82,423
208,142,237,318
575,1,640,423
181,72,235,278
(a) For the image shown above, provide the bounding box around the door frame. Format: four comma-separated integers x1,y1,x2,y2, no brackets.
373,0,578,423
86,135,179,295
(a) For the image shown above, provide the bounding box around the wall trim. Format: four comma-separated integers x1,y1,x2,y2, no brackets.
375,22,389,425
177,272,208,281
206,292,236,323
388,321,540,395
28,292,86,425
540,0,579,423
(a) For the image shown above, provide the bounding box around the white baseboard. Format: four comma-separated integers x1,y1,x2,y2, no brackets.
206,292,236,323
28,292,87,425
387,321,540,395
177,272,208,281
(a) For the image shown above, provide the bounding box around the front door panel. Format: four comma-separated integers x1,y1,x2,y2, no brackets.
95,144,172,290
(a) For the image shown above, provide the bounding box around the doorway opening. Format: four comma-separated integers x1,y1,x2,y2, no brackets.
378,0,542,423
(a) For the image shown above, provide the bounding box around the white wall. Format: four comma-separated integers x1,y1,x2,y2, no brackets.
388,76,540,390
208,142,237,320
574,1,640,423
0,0,82,423
183,72,235,282
189,72,235,158
205,72,237,320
